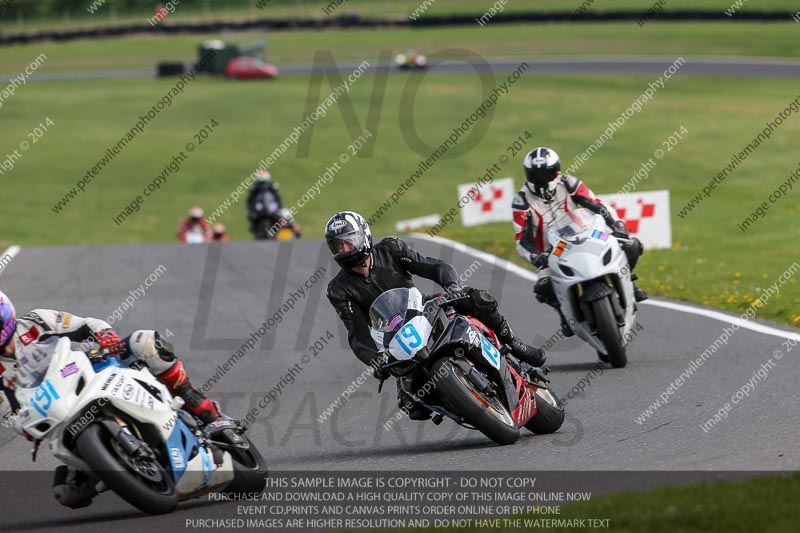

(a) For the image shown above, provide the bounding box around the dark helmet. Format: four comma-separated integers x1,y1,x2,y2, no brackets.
523,147,561,199
325,211,373,269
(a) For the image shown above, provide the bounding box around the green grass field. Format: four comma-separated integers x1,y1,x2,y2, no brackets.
1,67,798,326
1,19,796,531
4,0,799,33
4,22,800,76
383,473,800,533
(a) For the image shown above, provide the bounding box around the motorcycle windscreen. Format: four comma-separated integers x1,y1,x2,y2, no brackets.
551,209,595,239
368,287,428,359
368,287,423,334
15,336,63,388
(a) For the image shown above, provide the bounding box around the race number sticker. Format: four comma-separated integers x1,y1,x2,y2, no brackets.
388,316,431,361
480,336,501,370
30,379,60,417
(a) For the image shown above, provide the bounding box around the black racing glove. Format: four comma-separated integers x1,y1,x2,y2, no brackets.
445,284,471,300
372,361,390,381
612,220,630,238
531,253,549,269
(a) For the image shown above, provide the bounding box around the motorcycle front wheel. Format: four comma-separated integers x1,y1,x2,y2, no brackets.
76,423,177,515
431,358,520,445
592,297,627,368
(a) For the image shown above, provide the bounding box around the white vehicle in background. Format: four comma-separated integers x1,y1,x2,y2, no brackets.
394,50,427,70
546,210,639,368
12,337,266,514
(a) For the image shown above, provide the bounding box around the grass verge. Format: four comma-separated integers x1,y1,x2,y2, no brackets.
381,473,800,533
3,22,800,75
0,70,797,326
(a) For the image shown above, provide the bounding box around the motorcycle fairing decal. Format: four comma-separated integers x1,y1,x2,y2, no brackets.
591,229,609,241
199,446,214,486
479,336,501,370
553,241,568,257
165,419,199,482
60,362,79,377
92,357,126,372
30,378,60,417
466,327,481,348
507,365,536,425
514,387,535,426
170,447,185,469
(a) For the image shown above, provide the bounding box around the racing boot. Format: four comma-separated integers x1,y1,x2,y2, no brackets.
52,465,97,509
397,384,432,421
495,318,546,368
630,274,648,302
158,360,220,425
633,283,649,302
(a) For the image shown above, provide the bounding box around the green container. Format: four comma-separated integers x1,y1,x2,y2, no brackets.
197,40,240,75
196,39,267,75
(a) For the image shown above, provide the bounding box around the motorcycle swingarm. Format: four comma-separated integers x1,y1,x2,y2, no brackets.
419,403,480,431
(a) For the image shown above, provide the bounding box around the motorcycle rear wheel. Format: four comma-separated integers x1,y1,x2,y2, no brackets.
431,358,520,445
76,423,177,515
220,432,268,495
524,388,565,435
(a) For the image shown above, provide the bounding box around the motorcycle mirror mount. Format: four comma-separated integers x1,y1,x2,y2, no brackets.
32,439,41,462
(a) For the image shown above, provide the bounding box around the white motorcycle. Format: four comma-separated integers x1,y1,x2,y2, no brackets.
545,210,638,368
12,337,266,514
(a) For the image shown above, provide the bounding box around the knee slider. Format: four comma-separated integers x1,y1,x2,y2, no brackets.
153,331,175,361
622,238,644,270
126,330,174,375
534,277,557,306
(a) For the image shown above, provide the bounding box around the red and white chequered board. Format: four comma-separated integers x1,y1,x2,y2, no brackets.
596,190,672,250
456,176,673,250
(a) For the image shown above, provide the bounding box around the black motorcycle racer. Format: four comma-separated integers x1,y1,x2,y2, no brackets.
325,211,546,420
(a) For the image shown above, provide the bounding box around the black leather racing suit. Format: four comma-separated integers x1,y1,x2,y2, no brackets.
328,237,510,366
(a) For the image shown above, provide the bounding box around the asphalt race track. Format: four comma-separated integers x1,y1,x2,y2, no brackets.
0,239,797,531
5,56,800,83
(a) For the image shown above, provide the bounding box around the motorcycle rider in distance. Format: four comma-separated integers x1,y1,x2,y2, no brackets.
0,290,228,509
271,208,303,240
247,170,284,239
512,147,648,337
176,206,212,243
325,211,546,421
212,223,229,241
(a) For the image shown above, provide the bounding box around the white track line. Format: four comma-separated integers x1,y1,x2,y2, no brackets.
411,233,800,342
0,245,21,278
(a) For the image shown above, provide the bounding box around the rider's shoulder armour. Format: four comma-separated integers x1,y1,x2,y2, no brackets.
511,190,529,211
560,174,581,194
